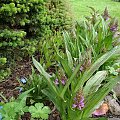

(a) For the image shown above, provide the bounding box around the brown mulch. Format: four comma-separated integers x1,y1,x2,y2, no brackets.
0,59,32,101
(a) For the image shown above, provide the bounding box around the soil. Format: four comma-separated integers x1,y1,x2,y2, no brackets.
0,59,32,101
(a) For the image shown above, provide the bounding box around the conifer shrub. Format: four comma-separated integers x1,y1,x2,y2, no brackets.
0,0,72,80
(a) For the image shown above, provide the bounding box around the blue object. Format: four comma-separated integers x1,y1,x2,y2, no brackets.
20,77,27,84
0,106,3,109
19,87,23,93
0,106,3,120
0,114,2,120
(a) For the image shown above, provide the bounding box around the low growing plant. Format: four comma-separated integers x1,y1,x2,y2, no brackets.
29,103,51,120
23,67,48,102
0,88,51,120
0,89,33,120
33,48,120,120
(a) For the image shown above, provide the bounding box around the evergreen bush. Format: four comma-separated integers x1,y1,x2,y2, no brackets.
0,0,72,80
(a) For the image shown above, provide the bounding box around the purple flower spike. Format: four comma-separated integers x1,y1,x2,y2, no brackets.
72,92,85,110
54,79,59,85
109,19,118,32
110,26,117,32
80,96,84,102
80,66,84,72
61,79,66,85
102,7,110,21
79,102,84,108
72,104,77,108
78,105,82,110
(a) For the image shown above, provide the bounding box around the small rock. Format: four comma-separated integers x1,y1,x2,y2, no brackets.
113,83,120,98
108,118,120,120
105,95,120,116
20,77,27,84
109,99,120,115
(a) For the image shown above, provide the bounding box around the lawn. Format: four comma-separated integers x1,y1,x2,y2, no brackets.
70,0,120,22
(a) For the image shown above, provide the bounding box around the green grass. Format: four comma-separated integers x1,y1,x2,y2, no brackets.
70,0,120,23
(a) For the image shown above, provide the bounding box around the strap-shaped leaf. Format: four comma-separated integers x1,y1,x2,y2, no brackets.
63,32,73,69
74,45,120,93
57,54,73,77
32,57,51,80
32,57,57,94
82,75,120,118
66,49,73,69
83,71,107,96
60,61,83,98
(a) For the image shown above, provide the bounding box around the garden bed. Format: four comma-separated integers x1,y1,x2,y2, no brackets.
0,1,120,120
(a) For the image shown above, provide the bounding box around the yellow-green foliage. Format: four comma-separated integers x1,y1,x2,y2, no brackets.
0,0,72,80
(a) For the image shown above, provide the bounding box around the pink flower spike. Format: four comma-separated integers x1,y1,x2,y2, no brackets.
78,105,82,110
80,102,84,108
54,79,59,85
61,79,66,85
72,104,77,108
80,96,84,102
80,66,84,72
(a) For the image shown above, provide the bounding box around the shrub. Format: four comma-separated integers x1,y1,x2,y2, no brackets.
0,0,72,81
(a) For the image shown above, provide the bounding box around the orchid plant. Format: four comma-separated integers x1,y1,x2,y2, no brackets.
33,8,120,120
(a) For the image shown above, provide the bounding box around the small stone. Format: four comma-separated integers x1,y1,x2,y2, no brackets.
113,83,120,98
108,118,120,120
20,77,27,84
109,99,120,115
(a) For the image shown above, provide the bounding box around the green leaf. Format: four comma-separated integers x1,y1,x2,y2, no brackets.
74,45,120,93
60,61,83,98
18,88,34,100
63,32,73,69
57,54,73,77
32,57,57,94
82,75,120,118
66,49,73,69
32,57,51,80
29,103,51,119
83,71,107,96
103,35,113,50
